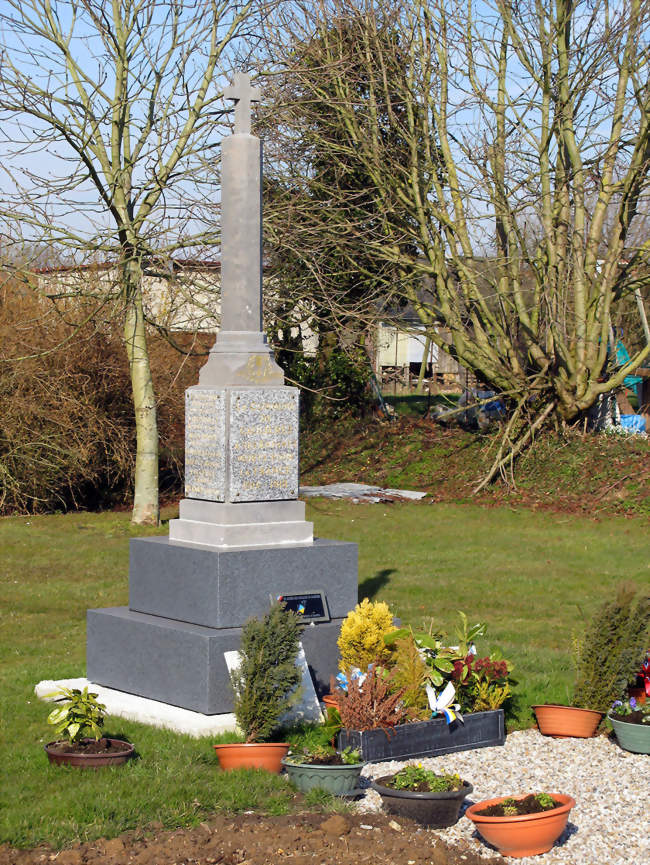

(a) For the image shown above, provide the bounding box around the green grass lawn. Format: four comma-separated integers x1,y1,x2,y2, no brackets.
1,503,647,848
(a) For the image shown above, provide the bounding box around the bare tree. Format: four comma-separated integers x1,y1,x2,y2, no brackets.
0,0,272,523
264,0,650,484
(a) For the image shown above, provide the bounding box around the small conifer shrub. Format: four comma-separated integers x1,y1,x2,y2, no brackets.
572,584,650,713
337,598,396,673
231,603,302,743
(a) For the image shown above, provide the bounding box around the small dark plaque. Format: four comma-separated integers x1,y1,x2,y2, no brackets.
275,591,330,623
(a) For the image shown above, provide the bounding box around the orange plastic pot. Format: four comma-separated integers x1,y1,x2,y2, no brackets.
466,794,575,858
531,704,602,738
213,742,289,773
321,694,341,711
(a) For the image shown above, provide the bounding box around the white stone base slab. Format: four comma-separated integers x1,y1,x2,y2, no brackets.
169,517,313,548
34,678,239,738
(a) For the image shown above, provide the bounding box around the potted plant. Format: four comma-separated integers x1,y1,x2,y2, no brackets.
608,697,650,754
44,686,134,768
370,764,473,828
465,792,575,858
214,602,302,772
336,608,508,762
532,585,649,738
282,745,364,795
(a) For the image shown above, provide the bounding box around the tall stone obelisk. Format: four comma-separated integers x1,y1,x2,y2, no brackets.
86,73,358,714
169,72,312,547
199,73,283,388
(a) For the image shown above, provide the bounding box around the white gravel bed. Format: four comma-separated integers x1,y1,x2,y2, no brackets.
356,729,649,865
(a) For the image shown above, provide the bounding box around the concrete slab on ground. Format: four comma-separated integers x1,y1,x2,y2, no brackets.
34,677,238,737
299,483,427,502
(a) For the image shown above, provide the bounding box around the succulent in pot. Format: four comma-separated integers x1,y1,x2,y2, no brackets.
371,764,473,828
44,686,134,768
533,584,649,738
214,602,302,772
282,745,365,795
608,696,650,754
466,792,575,858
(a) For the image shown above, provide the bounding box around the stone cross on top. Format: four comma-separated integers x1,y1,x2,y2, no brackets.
224,71,261,135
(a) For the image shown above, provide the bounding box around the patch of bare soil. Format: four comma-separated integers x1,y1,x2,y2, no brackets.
0,812,501,865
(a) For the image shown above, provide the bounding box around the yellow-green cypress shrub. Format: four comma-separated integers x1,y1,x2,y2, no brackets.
337,598,396,673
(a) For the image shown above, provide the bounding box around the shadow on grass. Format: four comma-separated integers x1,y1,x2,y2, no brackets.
358,568,395,601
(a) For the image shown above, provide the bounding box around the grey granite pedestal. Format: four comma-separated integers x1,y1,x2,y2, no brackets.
86,536,357,713
87,607,345,714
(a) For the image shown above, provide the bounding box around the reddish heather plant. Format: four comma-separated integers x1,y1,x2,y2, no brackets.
337,665,411,732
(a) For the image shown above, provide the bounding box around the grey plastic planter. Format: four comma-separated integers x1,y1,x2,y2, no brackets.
608,714,650,754
371,776,473,828
281,758,365,794
338,709,504,763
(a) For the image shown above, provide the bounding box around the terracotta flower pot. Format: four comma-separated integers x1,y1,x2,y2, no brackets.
45,738,134,768
531,704,602,738
321,694,341,711
466,793,575,858
213,742,289,772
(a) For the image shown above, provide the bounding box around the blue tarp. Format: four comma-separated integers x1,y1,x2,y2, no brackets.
620,414,646,433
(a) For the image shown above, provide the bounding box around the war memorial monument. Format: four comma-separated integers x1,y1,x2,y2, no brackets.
85,74,358,716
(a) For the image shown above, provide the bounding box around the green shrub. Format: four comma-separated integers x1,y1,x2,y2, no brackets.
232,603,303,743
337,598,396,673
573,584,650,712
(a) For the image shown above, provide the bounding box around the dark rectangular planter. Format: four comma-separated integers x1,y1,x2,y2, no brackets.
338,709,504,763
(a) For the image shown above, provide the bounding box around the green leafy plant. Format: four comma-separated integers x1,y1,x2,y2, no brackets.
383,611,512,714
321,706,342,745
451,653,513,712
572,584,650,712
386,634,430,718
384,621,456,687
388,765,462,793
535,793,556,810
231,603,303,743
46,686,106,744
385,612,487,688
284,745,362,765
340,747,362,764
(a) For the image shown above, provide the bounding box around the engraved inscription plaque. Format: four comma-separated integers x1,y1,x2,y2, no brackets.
185,388,226,500
229,387,299,501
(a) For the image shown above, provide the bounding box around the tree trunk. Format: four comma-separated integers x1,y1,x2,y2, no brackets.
123,260,159,525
